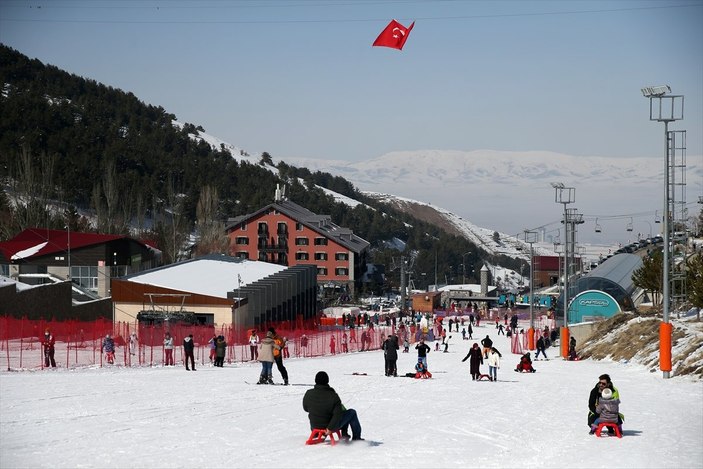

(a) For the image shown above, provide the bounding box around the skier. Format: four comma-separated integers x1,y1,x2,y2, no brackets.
257,331,275,384
535,335,548,360
270,328,289,385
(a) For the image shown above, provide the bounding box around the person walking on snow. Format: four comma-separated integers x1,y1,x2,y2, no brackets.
183,334,196,371
487,346,502,381
462,342,484,381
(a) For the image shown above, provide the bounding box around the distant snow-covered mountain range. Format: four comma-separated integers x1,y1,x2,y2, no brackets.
280,150,703,246
179,123,702,260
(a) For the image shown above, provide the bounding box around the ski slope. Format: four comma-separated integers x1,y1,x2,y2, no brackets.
1,326,701,469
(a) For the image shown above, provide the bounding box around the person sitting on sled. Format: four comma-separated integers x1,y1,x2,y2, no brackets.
589,387,622,435
515,352,536,373
414,360,432,379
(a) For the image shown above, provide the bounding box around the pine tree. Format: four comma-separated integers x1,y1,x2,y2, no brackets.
632,250,663,306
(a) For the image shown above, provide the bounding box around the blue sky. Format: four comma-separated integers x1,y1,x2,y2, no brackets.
1,0,702,163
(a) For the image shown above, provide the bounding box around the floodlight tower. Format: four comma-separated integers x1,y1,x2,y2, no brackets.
550,183,574,324
642,85,685,379
524,229,538,350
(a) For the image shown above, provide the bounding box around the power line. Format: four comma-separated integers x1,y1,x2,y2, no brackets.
1,2,701,24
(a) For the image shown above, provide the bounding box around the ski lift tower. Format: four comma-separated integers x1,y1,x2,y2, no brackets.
391,255,415,314
642,85,685,379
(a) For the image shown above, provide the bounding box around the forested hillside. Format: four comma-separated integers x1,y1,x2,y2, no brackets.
0,44,522,288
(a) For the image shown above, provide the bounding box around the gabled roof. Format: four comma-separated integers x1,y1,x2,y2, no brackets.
226,199,370,253
0,228,143,262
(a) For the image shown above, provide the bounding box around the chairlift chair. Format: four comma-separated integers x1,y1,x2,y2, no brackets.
595,218,602,233
626,218,633,232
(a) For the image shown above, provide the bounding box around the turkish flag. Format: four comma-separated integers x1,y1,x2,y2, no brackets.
372,19,415,50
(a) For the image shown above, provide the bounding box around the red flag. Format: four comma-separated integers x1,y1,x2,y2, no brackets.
372,19,415,50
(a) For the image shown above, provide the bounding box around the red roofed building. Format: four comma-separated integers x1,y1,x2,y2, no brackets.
0,228,161,298
225,187,370,297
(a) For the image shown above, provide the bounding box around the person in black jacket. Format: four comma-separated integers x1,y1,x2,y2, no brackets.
480,335,493,359
462,342,484,380
303,371,363,440
588,374,622,429
183,334,196,371
382,335,399,376
415,338,431,370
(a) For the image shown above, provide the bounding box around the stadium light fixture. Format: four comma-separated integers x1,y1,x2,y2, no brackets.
641,85,671,97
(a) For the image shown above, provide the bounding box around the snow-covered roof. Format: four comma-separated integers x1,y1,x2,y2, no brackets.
121,254,286,299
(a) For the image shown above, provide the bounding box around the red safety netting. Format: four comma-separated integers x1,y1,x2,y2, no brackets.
0,316,406,371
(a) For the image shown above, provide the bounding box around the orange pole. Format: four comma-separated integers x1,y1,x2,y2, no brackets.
560,327,570,358
527,327,535,350
659,322,672,372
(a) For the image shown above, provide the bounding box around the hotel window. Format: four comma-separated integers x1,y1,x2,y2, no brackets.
71,266,98,292
335,268,349,276
314,237,328,246
314,252,328,261
296,252,309,261
296,222,304,231
317,267,328,275
335,252,348,261
236,252,249,259
295,237,309,246
240,222,247,231
235,237,249,245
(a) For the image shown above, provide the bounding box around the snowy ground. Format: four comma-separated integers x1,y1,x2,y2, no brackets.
1,325,701,469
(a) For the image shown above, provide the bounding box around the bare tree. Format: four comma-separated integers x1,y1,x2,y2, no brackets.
157,174,190,264
10,145,55,230
194,185,230,256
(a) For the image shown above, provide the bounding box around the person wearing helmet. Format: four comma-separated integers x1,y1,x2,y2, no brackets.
42,329,57,368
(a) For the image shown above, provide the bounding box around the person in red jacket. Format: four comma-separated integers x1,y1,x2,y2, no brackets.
42,329,56,368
